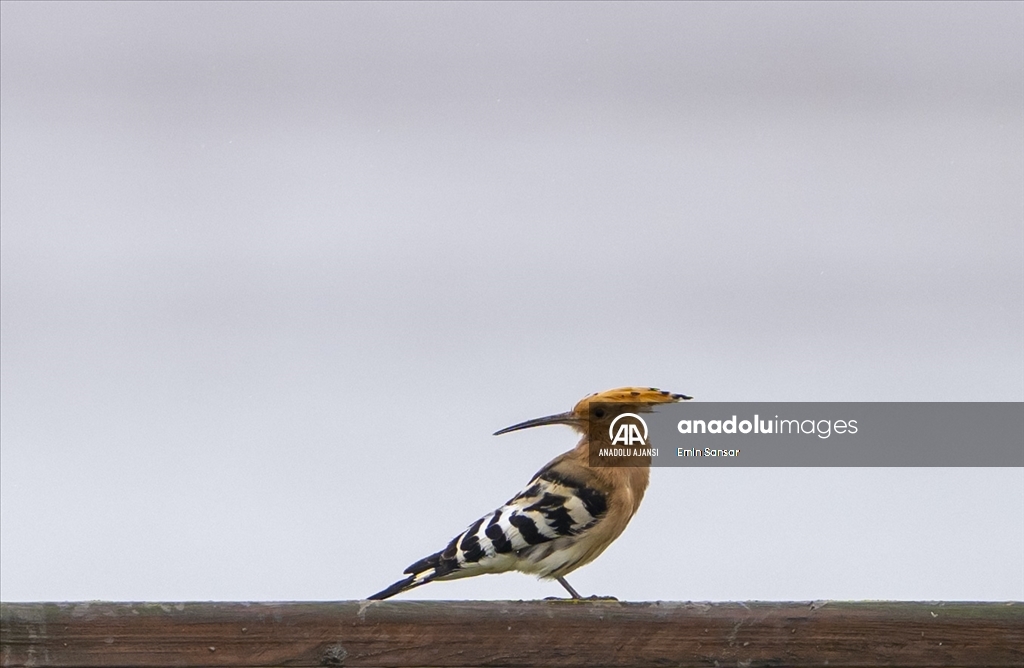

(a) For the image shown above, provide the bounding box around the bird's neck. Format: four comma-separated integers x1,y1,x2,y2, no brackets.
571,437,651,515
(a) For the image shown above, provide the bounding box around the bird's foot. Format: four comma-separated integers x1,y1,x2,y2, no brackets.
543,594,618,602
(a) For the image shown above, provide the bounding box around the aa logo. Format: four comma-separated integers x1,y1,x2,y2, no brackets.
609,413,648,446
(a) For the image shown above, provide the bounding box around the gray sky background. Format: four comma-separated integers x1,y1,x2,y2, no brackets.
1,1,1022,602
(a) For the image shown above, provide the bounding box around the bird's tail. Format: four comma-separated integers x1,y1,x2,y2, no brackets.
366,575,419,601
366,549,448,600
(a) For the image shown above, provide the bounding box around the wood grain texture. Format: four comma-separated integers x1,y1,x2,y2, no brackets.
2,600,1021,667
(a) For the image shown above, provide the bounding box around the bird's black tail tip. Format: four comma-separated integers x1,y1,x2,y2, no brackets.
366,575,417,601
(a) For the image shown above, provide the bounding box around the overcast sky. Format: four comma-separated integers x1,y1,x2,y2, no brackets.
1,1,1022,602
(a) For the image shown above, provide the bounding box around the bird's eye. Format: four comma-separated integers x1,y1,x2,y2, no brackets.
594,408,605,418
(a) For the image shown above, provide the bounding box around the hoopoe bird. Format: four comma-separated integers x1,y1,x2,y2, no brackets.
368,387,692,600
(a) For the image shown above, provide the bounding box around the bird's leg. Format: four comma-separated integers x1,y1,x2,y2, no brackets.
556,576,582,599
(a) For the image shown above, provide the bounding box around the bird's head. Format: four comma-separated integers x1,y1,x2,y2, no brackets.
494,386,693,436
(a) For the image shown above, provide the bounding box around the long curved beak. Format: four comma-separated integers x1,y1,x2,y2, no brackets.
493,411,579,436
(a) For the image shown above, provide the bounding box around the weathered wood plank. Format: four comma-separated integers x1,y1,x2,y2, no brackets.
1,600,1021,668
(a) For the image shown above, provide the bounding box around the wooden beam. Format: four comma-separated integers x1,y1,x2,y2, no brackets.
2,600,1021,667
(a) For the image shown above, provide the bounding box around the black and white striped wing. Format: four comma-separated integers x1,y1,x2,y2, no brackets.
367,470,608,600
448,469,609,568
